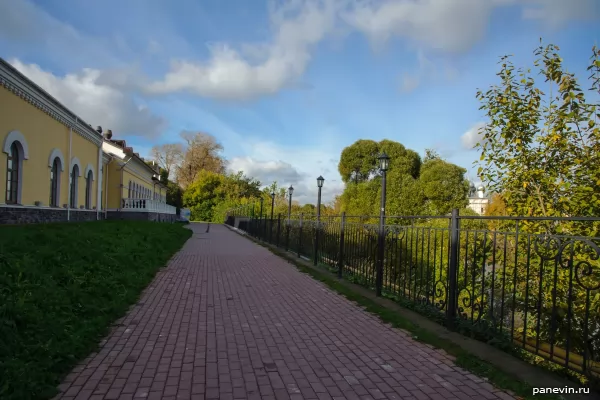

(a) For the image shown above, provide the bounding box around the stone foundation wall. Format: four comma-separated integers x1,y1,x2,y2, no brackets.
106,211,177,223
0,206,102,225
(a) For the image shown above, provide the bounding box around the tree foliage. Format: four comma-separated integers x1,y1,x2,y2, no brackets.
420,159,469,215
474,42,600,369
337,139,468,219
338,139,421,184
476,42,600,222
150,143,183,180
176,132,226,189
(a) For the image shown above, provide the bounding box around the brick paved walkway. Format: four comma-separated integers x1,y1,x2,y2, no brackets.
55,223,517,400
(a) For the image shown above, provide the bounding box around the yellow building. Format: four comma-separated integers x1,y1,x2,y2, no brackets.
101,134,176,222
0,57,104,223
0,57,176,224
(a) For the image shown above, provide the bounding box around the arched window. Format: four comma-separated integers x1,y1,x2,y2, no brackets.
49,157,61,207
6,142,20,204
3,131,29,205
48,149,65,208
70,164,79,208
128,180,132,198
85,170,93,209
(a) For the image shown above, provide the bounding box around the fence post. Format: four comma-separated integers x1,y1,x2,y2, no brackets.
285,215,290,251
313,219,319,266
277,214,281,248
298,213,303,258
338,212,346,279
447,208,460,326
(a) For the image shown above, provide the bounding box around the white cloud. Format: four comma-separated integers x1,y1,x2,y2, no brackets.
342,0,497,53
342,0,598,54
461,122,487,150
228,139,345,205
520,0,600,27
10,60,166,138
6,0,594,102
120,0,597,99
0,0,125,69
228,157,304,184
140,0,339,100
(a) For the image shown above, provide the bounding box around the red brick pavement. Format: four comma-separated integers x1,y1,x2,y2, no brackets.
54,223,517,400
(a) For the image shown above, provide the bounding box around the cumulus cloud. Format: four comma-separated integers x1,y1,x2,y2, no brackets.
10,60,166,138
461,122,487,150
520,0,600,27
138,0,339,100
228,140,345,205
5,0,597,102
342,0,498,53
342,0,598,53
117,0,597,99
228,157,304,184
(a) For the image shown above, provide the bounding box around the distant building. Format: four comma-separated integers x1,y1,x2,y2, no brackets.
467,182,490,215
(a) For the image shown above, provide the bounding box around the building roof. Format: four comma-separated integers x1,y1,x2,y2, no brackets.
102,137,166,186
0,57,103,146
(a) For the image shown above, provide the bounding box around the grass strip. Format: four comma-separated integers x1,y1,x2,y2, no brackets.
0,221,192,400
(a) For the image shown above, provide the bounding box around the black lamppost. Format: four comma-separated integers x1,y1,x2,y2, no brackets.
270,192,275,242
259,197,264,238
270,192,275,220
314,176,325,265
287,185,294,225
376,152,390,297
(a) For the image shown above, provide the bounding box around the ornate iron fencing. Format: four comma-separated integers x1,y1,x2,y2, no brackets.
241,211,600,382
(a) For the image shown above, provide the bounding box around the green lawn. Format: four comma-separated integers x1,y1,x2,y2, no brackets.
0,221,192,400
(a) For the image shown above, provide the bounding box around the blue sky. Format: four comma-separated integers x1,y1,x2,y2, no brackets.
0,0,598,204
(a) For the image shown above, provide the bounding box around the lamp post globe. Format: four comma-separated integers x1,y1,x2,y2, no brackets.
378,152,390,172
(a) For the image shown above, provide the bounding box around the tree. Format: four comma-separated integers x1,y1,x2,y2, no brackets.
150,143,183,180
475,41,600,364
419,159,469,215
182,171,226,221
423,148,441,163
475,42,600,223
184,171,263,222
338,139,379,183
176,132,226,188
338,139,421,184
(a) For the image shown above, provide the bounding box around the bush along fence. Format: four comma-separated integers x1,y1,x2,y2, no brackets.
226,209,600,386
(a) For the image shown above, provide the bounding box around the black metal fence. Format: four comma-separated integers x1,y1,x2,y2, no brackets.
231,211,600,382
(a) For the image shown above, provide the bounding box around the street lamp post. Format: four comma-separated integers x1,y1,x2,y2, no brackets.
314,176,325,266
376,152,390,297
286,186,294,250
259,197,264,239
270,192,276,243
287,186,294,225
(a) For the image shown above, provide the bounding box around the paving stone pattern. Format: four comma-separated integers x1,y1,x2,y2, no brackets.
55,224,517,400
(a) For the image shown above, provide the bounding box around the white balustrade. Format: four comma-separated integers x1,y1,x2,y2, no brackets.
121,198,177,214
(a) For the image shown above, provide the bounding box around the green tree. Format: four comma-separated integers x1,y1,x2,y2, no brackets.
475,41,600,367
423,148,441,163
476,42,600,223
419,159,469,215
338,139,379,183
183,171,226,221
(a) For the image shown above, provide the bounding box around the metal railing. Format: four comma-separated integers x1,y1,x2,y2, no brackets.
121,198,177,215
234,210,600,383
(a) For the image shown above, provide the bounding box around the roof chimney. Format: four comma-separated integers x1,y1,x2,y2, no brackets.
104,129,113,140
96,126,103,134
